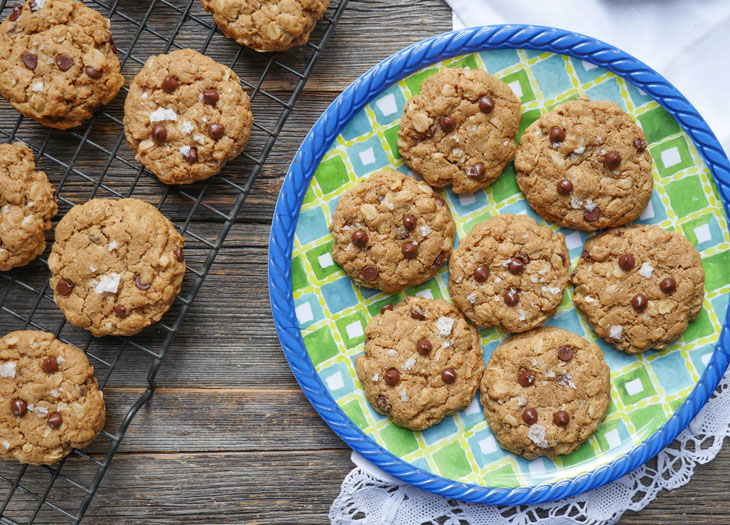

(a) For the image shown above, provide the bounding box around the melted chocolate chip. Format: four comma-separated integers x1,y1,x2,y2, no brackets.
618,254,635,271
151,124,167,143
434,195,446,207
583,206,602,222
581,249,591,260
558,345,573,362
55,54,73,71
417,338,432,356
202,88,219,106
549,126,566,144
362,265,378,282
503,288,519,306
442,368,457,384
479,94,495,113
351,230,368,248
634,138,648,151
182,147,198,164
410,308,425,320
113,305,128,318
55,278,74,296
105,32,117,54
660,277,677,294
162,75,179,93
376,395,390,411
9,5,22,21
402,242,418,259
47,412,63,429
508,258,525,275
522,408,538,425
474,265,489,282
21,52,37,70
42,356,58,374
553,410,570,426
134,275,151,290
209,123,225,140
518,370,535,387
384,368,400,386
85,66,102,79
380,303,394,314
10,398,27,417
604,151,622,170
433,253,447,266
174,247,184,262
439,116,456,132
467,163,486,178
632,293,648,311
557,179,573,195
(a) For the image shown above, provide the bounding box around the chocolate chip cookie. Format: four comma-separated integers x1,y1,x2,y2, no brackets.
572,224,704,353
0,0,123,129
448,214,570,333
356,296,484,431
48,198,186,337
397,68,521,194
123,48,253,185
330,169,456,293
515,97,653,230
481,327,610,459
0,142,57,271
201,0,330,52
0,330,105,465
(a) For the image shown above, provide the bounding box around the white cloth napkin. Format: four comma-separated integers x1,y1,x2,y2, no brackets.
448,0,730,155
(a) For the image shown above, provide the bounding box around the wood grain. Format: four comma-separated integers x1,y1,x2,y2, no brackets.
0,0,728,523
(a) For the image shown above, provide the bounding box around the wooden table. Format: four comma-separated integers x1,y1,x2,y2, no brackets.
4,1,729,523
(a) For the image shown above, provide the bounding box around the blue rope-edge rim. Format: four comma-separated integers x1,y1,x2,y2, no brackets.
268,25,730,506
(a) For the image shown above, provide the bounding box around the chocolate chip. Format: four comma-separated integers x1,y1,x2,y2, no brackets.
403,215,416,231
553,410,570,426
467,163,486,178
581,249,591,260
417,338,432,356
604,151,622,170
618,254,635,271
558,345,573,362
583,207,602,222
105,32,117,54
384,368,400,386
10,398,27,417
660,277,677,294
47,412,63,429
182,147,198,164
433,252,447,266
439,116,456,133
380,303,393,314
434,195,445,207
351,229,368,248
202,88,219,106
474,265,489,282
22,52,37,70
209,123,225,140
631,293,648,311
522,408,538,425
162,75,179,93
362,265,378,282
9,4,22,21
55,278,74,296
508,258,525,275
134,274,151,290
55,54,73,71
401,242,418,259
518,370,535,387
557,179,573,195
42,356,58,374
410,308,425,320
479,95,495,113
441,368,457,384
29,0,42,11
114,305,128,318
549,126,566,144
503,288,519,306
559,252,567,267
376,395,390,411
151,124,167,143
85,66,102,79
634,138,648,151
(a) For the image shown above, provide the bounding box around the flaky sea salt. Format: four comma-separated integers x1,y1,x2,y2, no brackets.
1,440,9,450
584,296,595,303
518,310,526,321
545,369,556,378
149,107,178,122
527,424,548,448
0,361,16,378
181,120,194,135
31,81,44,92
549,286,561,295
584,199,597,213
570,197,584,209
56,356,64,365
399,390,409,402
371,373,379,382
34,406,48,417
420,225,431,237
108,240,117,251
436,317,454,337
194,134,206,144
494,276,502,284
89,264,97,272
50,389,59,397
441,340,453,349
403,358,416,371
638,262,654,278
94,273,120,294
558,373,577,389
574,146,586,154
467,293,477,304
517,397,526,406
179,145,192,156
386,349,398,357
609,325,623,339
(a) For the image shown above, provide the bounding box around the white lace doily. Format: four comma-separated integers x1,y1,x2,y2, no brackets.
330,366,730,524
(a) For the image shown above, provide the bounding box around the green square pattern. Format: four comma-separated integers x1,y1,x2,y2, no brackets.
292,50,730,490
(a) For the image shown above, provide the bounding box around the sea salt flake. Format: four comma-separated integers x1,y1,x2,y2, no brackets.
149,107,178,122
436,317,454,337
609,325,623,339
518,309,526,321
551,142,560,149
94,273,121,294
386,202,394,210
530,276,538,283
570,197,584,209
181,120,194,135
441,339,454,349
517,397,527,406
584,296,595,303
89,264,97,272
584,199,597,212
0,361,16,378
386,349,398,357
549,286,561,295
179,145,191,156
467,293,477,304
193,134,206,144
31,81,44,92
141,92,149,99
56,356,64,365
1,440,9,449
574,146,586,154
34,406,48,417
50,389,59,397
494,276,502,284
371,373,379,382
558,373,577,389
399,390,409,402
527,424,548,448
545,369,556,378
638,262,654,278
420,225,431,237
403,358,416,371
107,240,117,251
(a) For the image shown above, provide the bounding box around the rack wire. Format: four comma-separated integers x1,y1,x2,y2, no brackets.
0,0,348,522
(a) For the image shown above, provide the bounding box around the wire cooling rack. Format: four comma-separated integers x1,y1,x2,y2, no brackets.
0,0,348,522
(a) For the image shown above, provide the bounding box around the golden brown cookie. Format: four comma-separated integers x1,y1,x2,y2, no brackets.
356,297,484,431
398,68,521,194
48,198,186,337
0,330,105,465
480,327,610,459
448,214,570,333
330,169,456,293
123,48,253,185
572,225,704,353
200,0,330,52
515,97,653,230
0,142,57,271
0,0,123,129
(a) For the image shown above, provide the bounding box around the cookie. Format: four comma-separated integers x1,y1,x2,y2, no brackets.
0,142,57,271
397,68,521,194
355,297,484,431
200,0,330,52
448,214,570,333
48,198,186,337
572,224,704,353
0,330,105,465
515,97,653,231
0,0,123,129
123,48,253,185
481,327,610,459
330,169,456,293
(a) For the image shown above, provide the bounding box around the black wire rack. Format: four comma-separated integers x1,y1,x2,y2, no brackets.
0,0,348,522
